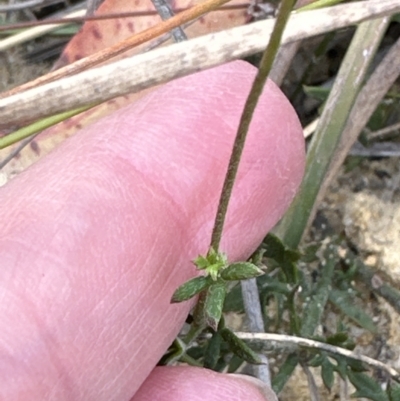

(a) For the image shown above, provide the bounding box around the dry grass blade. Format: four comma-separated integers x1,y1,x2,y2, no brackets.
269,41,302,85
0,0,232,99
1,0,399,129
0,5,248,31
301,363,320,401
0,9,85,52
0,0,64,12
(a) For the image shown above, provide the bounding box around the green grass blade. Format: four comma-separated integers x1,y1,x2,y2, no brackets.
274,17,390,248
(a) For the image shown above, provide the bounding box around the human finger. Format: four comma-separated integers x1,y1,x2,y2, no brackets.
0,60,304,400
132,366,278,401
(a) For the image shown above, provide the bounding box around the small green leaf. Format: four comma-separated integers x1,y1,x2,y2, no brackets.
321,357,335,391
331,355,347,380
171,276,212,303
204,282,227,330
347,370,389,401
220,328,262,364
303,84,330,102
221,262,264,281
193,248,228,281
207,264,224,281
301,243,321,263
264,233,301,262
272,353,299,394
260,280,292,296
329,289,377,333
326,332,348,346
264,234,300,284
264,233,286,262
308,354,324,367
387,380,400,401
223,283,244,312
345,358,368,373
204,331,222,370
227,354,245,373
158,338,186,365
300,247,337,338
286,249,301,263
193,255,209,269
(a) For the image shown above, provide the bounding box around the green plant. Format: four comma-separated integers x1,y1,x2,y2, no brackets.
166,2,400,400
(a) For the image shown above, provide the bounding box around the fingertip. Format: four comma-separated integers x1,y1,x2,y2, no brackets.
229,374,278,401
132,366,278,401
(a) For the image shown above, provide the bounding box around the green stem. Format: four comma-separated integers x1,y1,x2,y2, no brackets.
0,104,92,149
183,323,205,345
209,0,297,251
179,353,203,367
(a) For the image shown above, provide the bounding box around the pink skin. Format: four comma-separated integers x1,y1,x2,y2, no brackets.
0,61,304,400
133,366,279,401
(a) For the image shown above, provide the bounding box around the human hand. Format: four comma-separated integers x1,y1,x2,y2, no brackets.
0,61,305,400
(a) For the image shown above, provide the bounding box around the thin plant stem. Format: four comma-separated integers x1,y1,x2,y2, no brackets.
235,332,400,380
150,0,187,42
209,0,297,251
241,278,271,386
179,353,203,367
0,5,248,32
0,0,54,13
0,134,40,170
0,104,92,149
1,0,234,98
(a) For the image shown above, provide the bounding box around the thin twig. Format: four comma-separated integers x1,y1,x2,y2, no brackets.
0,0,64,13
0,0,233,98
0,5,248,31
150,0,187,42
301,362,321,401
0,134,40,171
1,1,400,129
241,278,271,385
349,142,400,158
367,121,400,141
269,41,301,85
0,9,86,52
143,19,197,51
235,332,400,380
339,378,348,401
0,18,199,155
